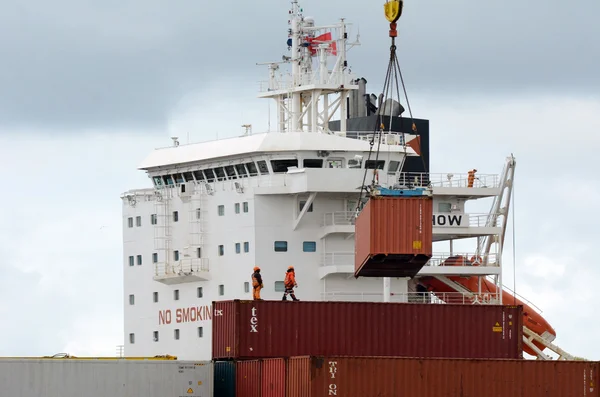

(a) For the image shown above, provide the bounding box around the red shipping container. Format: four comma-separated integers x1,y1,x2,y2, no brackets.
261,358,285,397
355,196,433,278
287,356,600,397
212,300,523,360
235,360,261,397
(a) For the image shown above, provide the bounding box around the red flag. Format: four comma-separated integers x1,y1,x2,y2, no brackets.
308,32,337,56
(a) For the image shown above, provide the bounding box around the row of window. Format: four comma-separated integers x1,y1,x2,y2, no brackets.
127,201,252,229
129,287,209,305
129,327,204,344
128,281,291,308
128,240,316,266
150,158,400,188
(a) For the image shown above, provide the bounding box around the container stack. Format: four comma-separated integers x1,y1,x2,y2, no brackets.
211,299,598,396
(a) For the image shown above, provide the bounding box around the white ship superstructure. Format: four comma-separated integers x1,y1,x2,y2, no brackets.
120,1,569,361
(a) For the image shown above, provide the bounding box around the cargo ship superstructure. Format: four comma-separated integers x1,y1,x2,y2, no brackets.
120,1,571,362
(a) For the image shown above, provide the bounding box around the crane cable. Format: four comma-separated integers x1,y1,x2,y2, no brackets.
356,0,424,213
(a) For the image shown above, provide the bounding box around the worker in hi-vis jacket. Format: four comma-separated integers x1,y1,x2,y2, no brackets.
282,266,299,301
251,266,263,300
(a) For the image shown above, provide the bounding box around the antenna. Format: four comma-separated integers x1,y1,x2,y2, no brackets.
242,124,252,136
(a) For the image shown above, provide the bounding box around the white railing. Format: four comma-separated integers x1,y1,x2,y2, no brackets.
154,258,209,277
321,211,356,227
321,252,354,267
426,253,499,267
397,172,500,189
320,252,499,268
321,291,501,305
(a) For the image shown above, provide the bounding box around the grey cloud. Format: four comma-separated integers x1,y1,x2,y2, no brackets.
1,0,597,130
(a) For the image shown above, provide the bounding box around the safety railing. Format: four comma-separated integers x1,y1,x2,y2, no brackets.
154,258,210,277
321,291,501,305
425,253,499,267
321,211,356,227
396,172,500,189
321,252,354,267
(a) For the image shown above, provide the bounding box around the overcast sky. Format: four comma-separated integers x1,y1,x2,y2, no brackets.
0,0,598,359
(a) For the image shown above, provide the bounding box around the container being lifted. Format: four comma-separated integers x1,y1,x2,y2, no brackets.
354,187,433,278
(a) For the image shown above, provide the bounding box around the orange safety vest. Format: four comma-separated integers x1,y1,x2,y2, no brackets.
284,271,296,288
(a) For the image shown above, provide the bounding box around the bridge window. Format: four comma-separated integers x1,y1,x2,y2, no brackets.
271,159,298,173
150,214,157,225
193,170,205,181
235,203,240,214
136,216,141,227
174,173,185,184
388,160,400,174
225,165,237,179
197,287,203,298
128,256,134,266
303,159,323,168
137,255,142,266
245,162,258,176
235,164,248,177
198,327,204,338
244,242,249,253
218,285,225,296
183,172,194,182
365,160,385,169
173,211,179,222
218,245,224,256
303,241,317,252
129,294,135,305
174,289,179,300
214,167,226,180
197,247,201,258
204,169,216,182
348,159,361,169
174,250,179,261
174,329,180,340
153,176,163,187
153,292,158,303
326,158,343,168
274,241,288,252
127,217,133,228
153,331,159,342
243,202,249,213
129,333,135,344
244,282,250,293
152,253,158,263
235,243,241,254
274,281,285,292
218,205,225,216
164,175,174,185
257,160,269,174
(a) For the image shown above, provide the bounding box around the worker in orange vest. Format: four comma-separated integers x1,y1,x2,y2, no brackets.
251,266,263,301
282,266,299,301
467,169,477,188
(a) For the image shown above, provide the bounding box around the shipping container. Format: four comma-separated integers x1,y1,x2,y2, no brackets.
287,356,599,397
235,360,261,397
261,358,286,397
214,361,235,397
212,300,522,360
355,196,433,278
0,359,213,397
